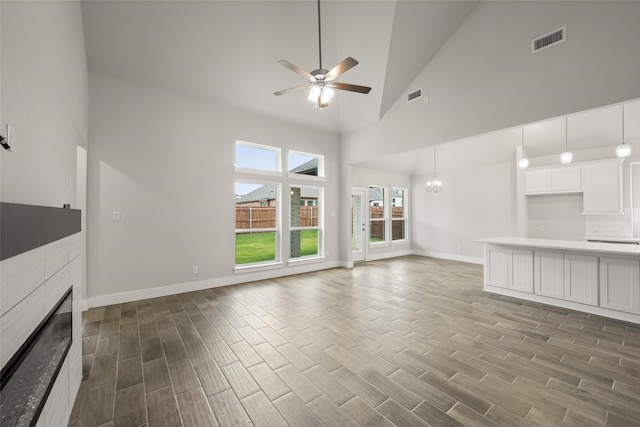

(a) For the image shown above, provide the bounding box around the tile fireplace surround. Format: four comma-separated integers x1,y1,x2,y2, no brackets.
0,203,82,426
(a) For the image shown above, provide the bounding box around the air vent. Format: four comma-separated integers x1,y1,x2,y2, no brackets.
407,88,422,103
532,27,566,53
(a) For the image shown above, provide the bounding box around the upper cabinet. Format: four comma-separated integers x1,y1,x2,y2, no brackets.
524,159,623,214
582,160,623,214
524,167,581,194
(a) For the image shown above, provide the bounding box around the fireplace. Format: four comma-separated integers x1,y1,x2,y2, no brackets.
1,287,73,426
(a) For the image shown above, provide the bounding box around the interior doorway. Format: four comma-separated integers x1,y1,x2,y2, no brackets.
352,188,366,262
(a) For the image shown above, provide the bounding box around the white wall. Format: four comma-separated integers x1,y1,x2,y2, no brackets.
412,160,516,263
527,194,584,240
0,0,88,206
87,73,341,306
351,166,411,261
342,1,640,165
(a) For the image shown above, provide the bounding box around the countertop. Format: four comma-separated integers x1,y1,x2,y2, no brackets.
479,236,640,256
580,236,640,244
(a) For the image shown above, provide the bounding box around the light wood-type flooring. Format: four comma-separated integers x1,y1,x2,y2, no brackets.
69,256,640,426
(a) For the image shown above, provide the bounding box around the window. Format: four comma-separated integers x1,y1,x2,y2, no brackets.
235,182,279,265
369,186,386,244
290,186,321,259
288,151,324,177
235,141,281,172
392,188,407,241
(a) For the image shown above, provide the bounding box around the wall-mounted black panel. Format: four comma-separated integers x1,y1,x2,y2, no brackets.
1,203,81,261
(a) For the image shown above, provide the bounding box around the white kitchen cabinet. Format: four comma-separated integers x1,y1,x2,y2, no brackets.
600,257,640,314
525,169,552,194
484,246,533,293
485,246,508,289
563,253,598,306
509,248,534,293
534,251,564,299
582,160,623,214
524,166,581,195
552,167,581,192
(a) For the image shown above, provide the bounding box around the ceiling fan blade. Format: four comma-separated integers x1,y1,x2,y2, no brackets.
326,57,358,80
334,82,372,94
277,60,314,80
274,84,311,96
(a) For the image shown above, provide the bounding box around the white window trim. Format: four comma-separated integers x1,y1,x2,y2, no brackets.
288,185,323,260
392,187,409,244
234,180,282,270
287,149,325,178
235,140,282,173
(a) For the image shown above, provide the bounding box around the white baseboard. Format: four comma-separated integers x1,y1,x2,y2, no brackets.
484,285,640,325
366,249,413,261
86,260,342,308
412,250,483,265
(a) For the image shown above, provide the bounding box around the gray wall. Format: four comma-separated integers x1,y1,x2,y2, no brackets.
87,73,341,305
0,1,88,207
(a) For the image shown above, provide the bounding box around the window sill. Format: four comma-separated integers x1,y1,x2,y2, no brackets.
392,239,410,245
288,173,326,182
234,261,284,274
288,256,326,266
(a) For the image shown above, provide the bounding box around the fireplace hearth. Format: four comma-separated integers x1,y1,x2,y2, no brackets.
1,287,73,426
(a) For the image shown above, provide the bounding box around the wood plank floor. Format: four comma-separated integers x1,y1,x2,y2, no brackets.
68,256,640,426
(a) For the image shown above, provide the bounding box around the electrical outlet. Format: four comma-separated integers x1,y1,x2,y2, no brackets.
113,211,121,221
192,265,199,274
539,225,545,232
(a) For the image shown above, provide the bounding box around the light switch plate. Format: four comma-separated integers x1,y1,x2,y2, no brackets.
2,124,15,150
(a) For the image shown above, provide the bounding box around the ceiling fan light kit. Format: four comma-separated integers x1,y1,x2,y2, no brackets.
274,0,371,109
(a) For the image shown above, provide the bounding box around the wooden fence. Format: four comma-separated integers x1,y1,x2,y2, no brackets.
236,206,318,230
369,206,405,240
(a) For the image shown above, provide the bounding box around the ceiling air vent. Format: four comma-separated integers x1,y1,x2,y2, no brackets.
407,88,422,103
532,27,566,53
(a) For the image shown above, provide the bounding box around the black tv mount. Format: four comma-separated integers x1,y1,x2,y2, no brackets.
1,134,9,150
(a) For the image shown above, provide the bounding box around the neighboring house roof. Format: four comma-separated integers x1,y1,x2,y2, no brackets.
289,158,318,176
236,185,318,204
369,187,404,202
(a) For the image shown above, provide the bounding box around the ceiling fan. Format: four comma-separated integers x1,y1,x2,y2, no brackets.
274,0,371,109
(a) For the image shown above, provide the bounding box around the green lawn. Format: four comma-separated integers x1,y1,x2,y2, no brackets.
235,230,318,264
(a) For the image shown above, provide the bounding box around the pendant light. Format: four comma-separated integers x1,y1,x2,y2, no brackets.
616,104,631,158
426,145,442,192
560,116,573,164
518,127,529,169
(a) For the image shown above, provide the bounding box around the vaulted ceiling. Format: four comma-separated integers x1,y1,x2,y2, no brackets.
81,0,479,134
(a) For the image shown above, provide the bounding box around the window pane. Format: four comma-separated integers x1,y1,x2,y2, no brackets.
370,221,385,243
289,152,322,177
236,143,279,171
235,182,277,265
369,187,384,218
392,219,405,241
290,186,320,258
392,188,404,218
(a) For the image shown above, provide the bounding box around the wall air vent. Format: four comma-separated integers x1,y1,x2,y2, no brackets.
532,27,566,53
407,88,422,103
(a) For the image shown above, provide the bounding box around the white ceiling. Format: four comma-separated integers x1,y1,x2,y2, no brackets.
81,0,479,134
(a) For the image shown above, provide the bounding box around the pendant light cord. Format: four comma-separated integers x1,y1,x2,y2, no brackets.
434,145,437,176
521,127,526,157
565,116,569,151
622,105,625,143
317,0,323,70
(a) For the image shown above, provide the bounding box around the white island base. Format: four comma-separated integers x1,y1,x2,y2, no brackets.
480,237,640,325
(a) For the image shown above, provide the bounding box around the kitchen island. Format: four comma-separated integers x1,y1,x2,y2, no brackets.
480,237,640,324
